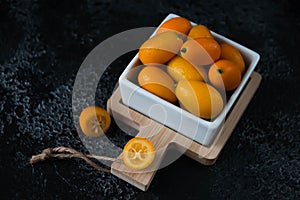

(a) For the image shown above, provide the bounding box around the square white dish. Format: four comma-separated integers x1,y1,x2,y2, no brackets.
118,13,260,146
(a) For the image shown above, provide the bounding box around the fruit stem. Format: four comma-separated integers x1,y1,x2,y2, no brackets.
176,33,185,41
217,68,223,74
180,48,187,53
174,83,178,89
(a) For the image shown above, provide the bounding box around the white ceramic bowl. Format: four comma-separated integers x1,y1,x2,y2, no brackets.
118,13,260,146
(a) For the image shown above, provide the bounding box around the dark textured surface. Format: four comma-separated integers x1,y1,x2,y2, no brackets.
0,0,299,199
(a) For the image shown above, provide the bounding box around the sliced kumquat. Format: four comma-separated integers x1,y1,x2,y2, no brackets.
79,106,111,137
122,137,155,170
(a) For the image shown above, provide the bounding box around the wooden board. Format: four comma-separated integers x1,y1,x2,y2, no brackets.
107,72,262,191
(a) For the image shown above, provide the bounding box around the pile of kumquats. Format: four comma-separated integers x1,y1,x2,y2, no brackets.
138,16,246,120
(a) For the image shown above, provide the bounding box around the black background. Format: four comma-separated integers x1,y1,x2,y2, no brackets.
0,0,299,199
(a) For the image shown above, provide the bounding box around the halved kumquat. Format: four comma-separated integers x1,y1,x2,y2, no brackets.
122,137,155,170
79,106,111,137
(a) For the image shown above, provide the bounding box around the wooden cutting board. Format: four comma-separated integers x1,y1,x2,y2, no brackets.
107,71,261,191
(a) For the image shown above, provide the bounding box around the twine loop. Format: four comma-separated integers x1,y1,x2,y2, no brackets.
30,147,116,173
